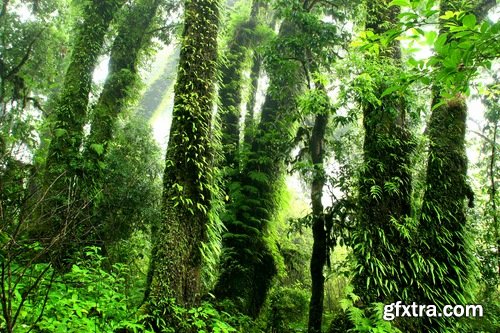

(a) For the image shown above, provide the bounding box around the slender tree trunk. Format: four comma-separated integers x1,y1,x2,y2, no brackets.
308,110,328,333
242,0,263,147
490,121,499,277
146,0,220,312
243,54,261,146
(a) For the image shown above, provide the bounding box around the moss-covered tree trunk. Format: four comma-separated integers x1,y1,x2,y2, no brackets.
219,0,260,172
417,93,472,305
214,19,305,317
352,0,414,305
413,3,474,332
412,1,499,330
45,0,125,180
85,0,163,172
415,93,474,333
146,0,220,311
76,0,164,253
243,53,261,146
484,98,499,279
40,0,125,265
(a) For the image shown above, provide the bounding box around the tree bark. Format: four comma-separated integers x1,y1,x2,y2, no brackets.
489,115,499,277
219,3,259,172
146,0,220,311
416,93,471,331
473,0,497,21
243,54,262,146
414,0,483,330
45,0,125,180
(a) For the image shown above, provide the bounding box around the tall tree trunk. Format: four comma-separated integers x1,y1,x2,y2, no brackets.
416,0,471,316
307,108,328,333
214,19,305,317
486,105,499,278
146,0,220,312
352,0,414,305
219,0,260,172
39,0,125,266
45,0,125,179
412,0,497,330
416,93,472,331
80,0,164,250
85,0,163,171
243,53,261,146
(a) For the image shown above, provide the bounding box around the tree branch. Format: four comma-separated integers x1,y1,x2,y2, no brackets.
4,29,44,81
26,269,55,333
474,0,498,22
11,264,51,328
0,0,9,22
469,129,500,147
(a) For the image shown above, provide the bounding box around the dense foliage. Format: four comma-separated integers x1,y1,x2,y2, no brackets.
1,0,499,332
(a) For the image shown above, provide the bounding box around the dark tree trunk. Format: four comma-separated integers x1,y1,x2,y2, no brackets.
307,111,328,333
146,0,220,311
489,116,499,277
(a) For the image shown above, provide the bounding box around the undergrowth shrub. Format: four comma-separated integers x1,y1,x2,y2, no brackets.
146,298,264,333
41,247,147,332
333,286,402,333
265,286,309,332
0,246,149,332
2,244,266,333
462,290,500,332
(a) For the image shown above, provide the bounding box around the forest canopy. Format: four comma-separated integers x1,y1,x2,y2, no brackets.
0,0,499,332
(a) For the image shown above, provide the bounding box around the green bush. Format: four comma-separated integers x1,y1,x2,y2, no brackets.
336,286,401,333
37,247,148,332
1,245,264,333
326,310,354,333
0,246,149,333
146,298,264,333
461,290,500,333
265,286,309,332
